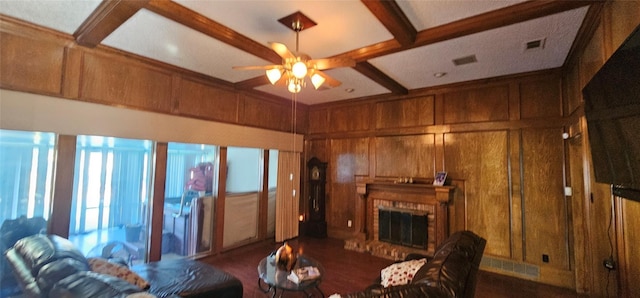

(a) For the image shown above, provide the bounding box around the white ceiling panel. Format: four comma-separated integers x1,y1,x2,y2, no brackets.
369,6,589,90
0,0,101,34
102,9,271,82
397,0,527,30
175,0,393,59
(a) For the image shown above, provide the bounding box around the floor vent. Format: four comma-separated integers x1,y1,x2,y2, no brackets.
481,256,540,279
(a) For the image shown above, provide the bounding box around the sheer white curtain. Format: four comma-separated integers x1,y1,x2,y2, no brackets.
275,151,300,242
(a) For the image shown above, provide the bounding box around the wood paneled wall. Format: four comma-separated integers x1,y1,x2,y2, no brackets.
562,1,640,297
2,2,639,295
0,16,305,134
304,71,573,288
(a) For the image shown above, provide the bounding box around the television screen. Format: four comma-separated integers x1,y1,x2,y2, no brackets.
582,24,640,202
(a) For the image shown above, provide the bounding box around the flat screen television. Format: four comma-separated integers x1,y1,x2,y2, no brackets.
582,23,640,202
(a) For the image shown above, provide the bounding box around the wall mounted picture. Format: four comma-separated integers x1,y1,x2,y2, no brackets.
434,172,447,186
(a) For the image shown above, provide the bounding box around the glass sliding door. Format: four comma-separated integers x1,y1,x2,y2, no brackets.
224,147,262,248
68,136,153,265
163,143,217,259
0,129,55,235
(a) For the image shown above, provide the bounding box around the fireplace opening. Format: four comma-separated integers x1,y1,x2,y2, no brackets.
378,207,428,249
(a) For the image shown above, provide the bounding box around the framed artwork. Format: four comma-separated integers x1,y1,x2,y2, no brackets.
433,171,447,186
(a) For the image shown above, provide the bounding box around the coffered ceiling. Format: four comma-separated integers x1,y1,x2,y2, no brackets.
0,0,596,105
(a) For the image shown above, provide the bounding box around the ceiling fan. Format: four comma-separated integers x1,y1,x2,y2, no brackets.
233,11,355,93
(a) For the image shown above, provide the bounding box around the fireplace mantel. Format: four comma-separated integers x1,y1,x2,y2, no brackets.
355,180,455,251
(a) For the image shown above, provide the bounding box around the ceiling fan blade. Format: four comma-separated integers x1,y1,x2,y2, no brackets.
269,42,296,60
309,57,355,70
232,65,282,70
313,70,342,88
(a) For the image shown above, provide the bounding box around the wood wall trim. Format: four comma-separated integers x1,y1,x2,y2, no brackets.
215,147,228,253
61,47,83,98
306,118,569,141
48,135,76,238
0,15,75,44
148,142,168,262
258,149,270,240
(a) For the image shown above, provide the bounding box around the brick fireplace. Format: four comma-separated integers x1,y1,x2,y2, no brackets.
376,201,434,250
345,180,454,260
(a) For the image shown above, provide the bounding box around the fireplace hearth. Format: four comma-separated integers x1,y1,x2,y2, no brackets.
378,206,428,249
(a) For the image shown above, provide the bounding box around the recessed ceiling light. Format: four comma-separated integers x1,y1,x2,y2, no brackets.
345,88,355,93
434,72,447,78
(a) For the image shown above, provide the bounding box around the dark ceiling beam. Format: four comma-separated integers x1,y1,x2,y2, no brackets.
74,0,149,47
361,0,416,46
145,0,281,64
354,61,407,95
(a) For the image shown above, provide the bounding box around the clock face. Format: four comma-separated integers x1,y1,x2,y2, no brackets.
311,166,320,180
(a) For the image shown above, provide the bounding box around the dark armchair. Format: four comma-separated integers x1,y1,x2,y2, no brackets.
341,230,486,298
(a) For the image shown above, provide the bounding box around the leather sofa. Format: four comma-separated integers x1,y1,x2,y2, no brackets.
340,230,486,298
4,234,243,298
0,216,47,297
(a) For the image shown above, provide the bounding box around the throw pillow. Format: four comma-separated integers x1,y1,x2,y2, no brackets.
380,258,427,287
88,258,150,290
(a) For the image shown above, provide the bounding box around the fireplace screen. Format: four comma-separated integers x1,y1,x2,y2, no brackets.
378,207,428,249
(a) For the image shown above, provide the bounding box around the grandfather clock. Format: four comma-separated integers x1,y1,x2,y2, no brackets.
306,157,327,238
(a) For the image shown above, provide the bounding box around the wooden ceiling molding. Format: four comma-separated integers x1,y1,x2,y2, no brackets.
145,0,281,64
74,0,149,47
361,0,417,47
354,61,408,95
413,0,598,47
235,75,270,90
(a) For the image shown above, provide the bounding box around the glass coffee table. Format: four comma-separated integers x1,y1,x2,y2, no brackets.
258,254,325,297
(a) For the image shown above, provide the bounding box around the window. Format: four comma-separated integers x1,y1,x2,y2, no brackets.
68,136,153,264
0,129,55,230
224,147,262,247
162,143,218,258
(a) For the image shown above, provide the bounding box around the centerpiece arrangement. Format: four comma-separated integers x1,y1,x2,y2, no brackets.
273,242,320,284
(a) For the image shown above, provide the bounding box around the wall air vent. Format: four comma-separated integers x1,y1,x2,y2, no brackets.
452,55,477,66
524,38,546,51
481,256,540,279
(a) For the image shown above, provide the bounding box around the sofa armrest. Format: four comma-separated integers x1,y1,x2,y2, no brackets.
4,248,41,297
11,234,87,276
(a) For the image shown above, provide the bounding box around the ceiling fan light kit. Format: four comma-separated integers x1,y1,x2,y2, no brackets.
234,11,355,94
266,68,283,84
